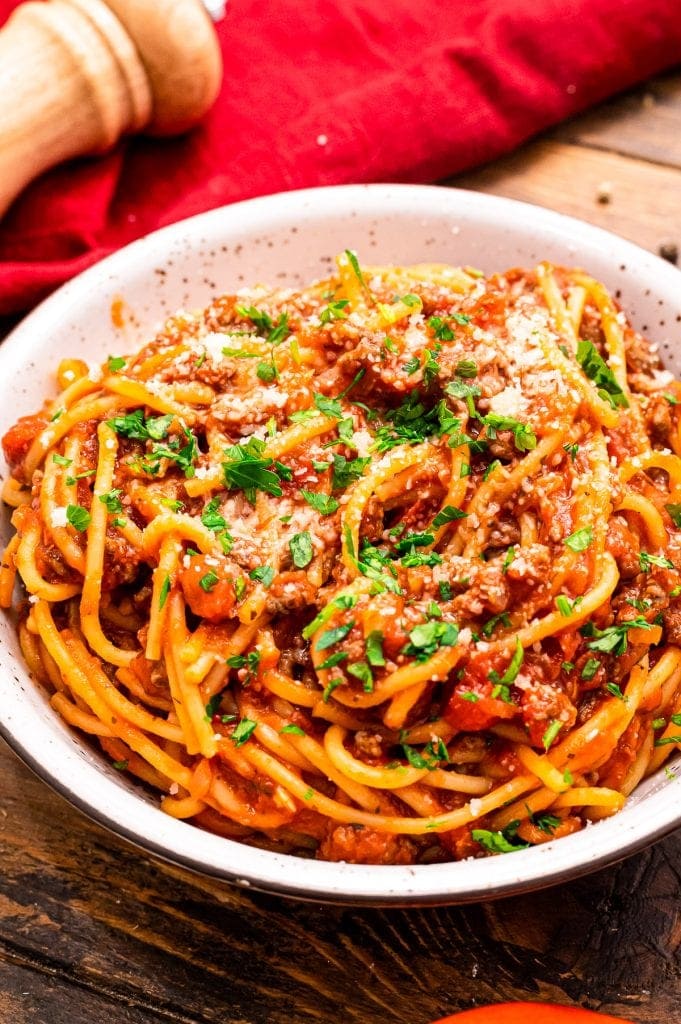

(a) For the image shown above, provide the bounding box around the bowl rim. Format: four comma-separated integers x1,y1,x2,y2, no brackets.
2,182,681,905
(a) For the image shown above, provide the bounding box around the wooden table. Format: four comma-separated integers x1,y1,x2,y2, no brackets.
2,70,681,1024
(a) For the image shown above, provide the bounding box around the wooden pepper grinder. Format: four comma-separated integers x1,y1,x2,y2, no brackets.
0,0,224,218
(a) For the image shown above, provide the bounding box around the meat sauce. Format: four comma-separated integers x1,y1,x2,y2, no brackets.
5,260,681,866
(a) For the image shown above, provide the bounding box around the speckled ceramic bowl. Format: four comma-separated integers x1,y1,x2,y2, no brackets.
1,184,681,905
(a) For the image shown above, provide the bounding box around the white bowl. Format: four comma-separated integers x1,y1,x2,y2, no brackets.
2,184,681,905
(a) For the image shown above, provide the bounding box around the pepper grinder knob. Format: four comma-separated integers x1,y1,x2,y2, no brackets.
0,0,223,218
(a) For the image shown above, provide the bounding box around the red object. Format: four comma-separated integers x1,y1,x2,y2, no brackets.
2,0,681,314
431,1004,632,1023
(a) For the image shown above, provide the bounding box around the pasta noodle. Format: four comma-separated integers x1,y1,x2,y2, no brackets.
3,253,681,865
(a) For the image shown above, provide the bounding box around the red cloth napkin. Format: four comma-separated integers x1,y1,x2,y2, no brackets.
1,0,681,314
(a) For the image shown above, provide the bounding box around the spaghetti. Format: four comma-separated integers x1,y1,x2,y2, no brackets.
3,254,681,864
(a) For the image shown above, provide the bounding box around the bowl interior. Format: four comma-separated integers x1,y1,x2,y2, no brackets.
2,183,681,904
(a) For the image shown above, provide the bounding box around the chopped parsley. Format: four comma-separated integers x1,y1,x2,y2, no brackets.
639,551,674,572
455,359,477,378
580,615,653,656
422,348,441,385
236,306,290,346
482,612,511,638
138,427,198,478
322,678,344,702
542,719,562,751
318,651,349,670
481,412,537,453
347,661,374,692
428,316,454,342
290,531,313,568
654,734,681,748
666,504,681,528
343,249,370,296
401,738,449,771
365,630,386,667
489,636,524,691
564,526,593,552
107,409,174,442
533,813,561,835
65,469,96,485
205,692,223,719
319,299,349,324
98,489,123,514
107,356,126,372
280,723,306,736
159,574,171,609
605,682,626,701
231,718,257,747
201,497,227,532
66,504,91,532
563,442,579,462
581,658,601,680
313,393,344,419
445,378,482,418
222,437,283,502
301,490,339,515
432,504,467,529
256,360,277,383
226,650,261,682
331,454,370,490
249,565,275,588
302,594,357,640
576,338,629,409
402,620,459,663
316,621,354,651
626,597,652,612
484,460,502,482
160,497,184,512
472,828,529,855
199,571,219,592
394,531,434,554
336,417,356,447
373,393,460,453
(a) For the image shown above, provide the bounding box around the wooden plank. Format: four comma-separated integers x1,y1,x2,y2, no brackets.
551,70,681,169
1,738,681,1023
0,958,173,1024
453,139,681,256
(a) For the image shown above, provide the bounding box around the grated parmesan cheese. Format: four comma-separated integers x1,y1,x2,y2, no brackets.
49,507,69,528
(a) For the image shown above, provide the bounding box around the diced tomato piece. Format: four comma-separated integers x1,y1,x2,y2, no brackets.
445,651,517,731
431,1004,632,1023
178,553,237,622
446,680,517,731
2,412,48,475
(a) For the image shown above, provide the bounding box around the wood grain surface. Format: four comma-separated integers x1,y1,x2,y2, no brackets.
2,68,681,1024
